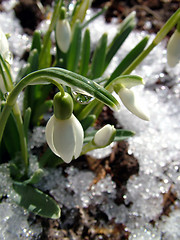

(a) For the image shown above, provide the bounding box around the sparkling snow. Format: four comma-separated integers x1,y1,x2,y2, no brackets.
0,2,180,239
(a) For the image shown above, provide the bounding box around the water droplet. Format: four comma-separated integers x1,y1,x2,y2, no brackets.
4,92,9,99
72,91,93,104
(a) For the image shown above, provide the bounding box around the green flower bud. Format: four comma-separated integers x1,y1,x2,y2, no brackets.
53,92,73,120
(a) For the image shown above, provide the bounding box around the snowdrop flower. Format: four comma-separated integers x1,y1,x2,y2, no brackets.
118,87,149,121
94,124,116,147
0,27,12,64
167,30,180,67
56,7,71,53
45,92,84,163
0,27,12,93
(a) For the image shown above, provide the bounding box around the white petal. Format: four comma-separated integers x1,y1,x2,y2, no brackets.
71,114,84,159
167,30,180,67
0,27,11,63
45,115,60,157
94,124,115,147
119,88,149,121
56,20,71,53
53,115,75,163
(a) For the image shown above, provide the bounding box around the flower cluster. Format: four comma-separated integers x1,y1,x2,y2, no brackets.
0,0,179,219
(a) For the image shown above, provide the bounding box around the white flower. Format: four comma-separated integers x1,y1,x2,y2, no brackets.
167,30,180,67
56,19,71,53
118,87,149,121
0,27,11,64
0,27,12,93
94,124,116,147
45,114,84,163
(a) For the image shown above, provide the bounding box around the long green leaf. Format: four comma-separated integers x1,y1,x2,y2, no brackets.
11,182,61,219
67,20,82,72
71,0,90,26
90,33,107,79
79,28,90,76
105,36,149,86
3,112,21,159
24,107,31,141
9,67,120,111
104,12,136,70
31,30,41,53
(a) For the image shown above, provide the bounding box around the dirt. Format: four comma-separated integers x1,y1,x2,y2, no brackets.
1,0,179,239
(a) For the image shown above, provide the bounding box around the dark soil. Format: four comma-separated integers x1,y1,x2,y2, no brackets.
1,0,179,239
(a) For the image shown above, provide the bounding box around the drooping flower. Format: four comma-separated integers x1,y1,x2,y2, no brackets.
167,30,180,67
45,92,84,163
56,7,71,54
0,27,12,64
0,27,12,93
45,114,84,163
118,87,149,121
94,124,116,147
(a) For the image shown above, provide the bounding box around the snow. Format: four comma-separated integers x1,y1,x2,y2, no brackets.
0,2,180,239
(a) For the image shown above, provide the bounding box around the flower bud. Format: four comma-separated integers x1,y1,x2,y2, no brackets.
93,124,116,147
53,92,73,120
118,87,149,121
56,18,71,53
167,30,180,67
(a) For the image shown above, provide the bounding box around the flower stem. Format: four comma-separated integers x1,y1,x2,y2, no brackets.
39,0,63,68
81,141,96,155
77,98,98,121
13,103,28,171
122,8,180,75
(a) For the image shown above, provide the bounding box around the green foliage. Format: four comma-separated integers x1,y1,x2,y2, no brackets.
11,182,61,219
0,0,179,219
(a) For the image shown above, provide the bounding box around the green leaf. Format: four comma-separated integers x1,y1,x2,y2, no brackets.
79,28,91,76
23,169,44,185
3,112,21,159
38,35,52,69
16,63,31,82
11,182,61,219
67,20,82,72
17,67,120,111
115,129,135,141
23,107,31,141
32,99,53,125
27,49,39,73
105,36,149,86
31,30,42,53
39,148,63,168
107,75,144,91
104,12,136,70
81,6,108,29
90,33,107,79
80,114,96,131
71,0,90,26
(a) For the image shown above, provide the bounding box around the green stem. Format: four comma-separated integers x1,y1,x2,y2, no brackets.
13,103,28,171
39,0,63,68
0,54,28,170
122,42,156,75
0,103,12,143
153,8,180,45
81,141,96,155
77,98,98,120
177,20,180,32
121,8,180,75
78,9,180,121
